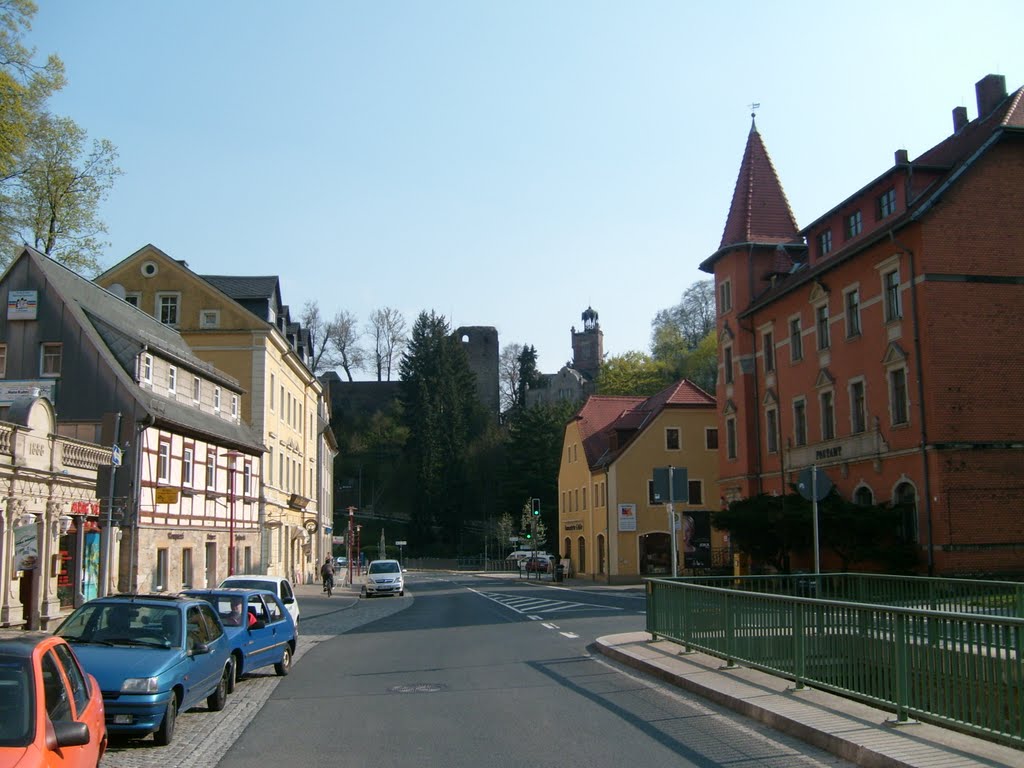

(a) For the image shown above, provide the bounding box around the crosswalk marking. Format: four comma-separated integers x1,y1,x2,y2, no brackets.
468,588,624,616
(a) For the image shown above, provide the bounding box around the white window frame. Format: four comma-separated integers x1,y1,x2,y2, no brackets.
40,343,62,377
231,394,238,417
883,268,902,322
124,292,142,308
718,279,732,314
243,462,252,495
214,386,221,412
142,353,153,384
199,309,220,329
206,448,215,488
789,316,803,362
844,286,861,338
193,376,201,402
182,447,194,485
158,441,171,482
168,365,177,394
156,292,181,326
815,303,831,350
849,378,867,434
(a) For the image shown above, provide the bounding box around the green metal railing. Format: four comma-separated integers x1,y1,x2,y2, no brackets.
646,576,1024,747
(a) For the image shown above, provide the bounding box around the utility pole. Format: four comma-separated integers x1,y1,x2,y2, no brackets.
99,412,121,597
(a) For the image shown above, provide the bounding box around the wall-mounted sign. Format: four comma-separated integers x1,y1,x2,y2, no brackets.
0,380,56,407
618,503,637,532
155,487,179,504
7,290,38,320
14,523,38,570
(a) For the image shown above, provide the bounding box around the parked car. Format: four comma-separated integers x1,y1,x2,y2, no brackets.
55,594,234,746
219,575,300,628
0,631,107,766
524,556,551,573
334,556,348,569
181,588,296,692
506,550,550,565
364,559,404,597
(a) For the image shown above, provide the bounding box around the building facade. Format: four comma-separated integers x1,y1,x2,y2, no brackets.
1,247,265,625
700,74,1024,575
96,245,334,585
558,380,721,584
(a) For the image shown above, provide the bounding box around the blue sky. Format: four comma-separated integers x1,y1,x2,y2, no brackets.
30,1,1023,379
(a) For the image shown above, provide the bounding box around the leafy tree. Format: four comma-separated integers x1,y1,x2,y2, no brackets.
517,344,542,406
399,310,487,551
496,511,515,557
12,113,120,271
712,492,812,573
818,493,919,572
0,0,65,182
652,280,715,350
596,351,672,396
367,306,407,382
520,498,547,549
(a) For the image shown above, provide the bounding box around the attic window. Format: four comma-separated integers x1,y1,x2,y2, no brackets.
200,310,220,329
818,229,832,256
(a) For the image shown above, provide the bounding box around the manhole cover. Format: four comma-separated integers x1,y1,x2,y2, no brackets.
389,683,447,694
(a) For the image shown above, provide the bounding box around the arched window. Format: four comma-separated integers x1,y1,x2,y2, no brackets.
563,537,571,560
596,534,606,575
895,482,918,543
577,536,586,574
853,486,874,506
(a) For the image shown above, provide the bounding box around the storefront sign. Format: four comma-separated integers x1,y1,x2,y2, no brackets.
618,503,637,532
0,380,56,407
564,521,584,531
71,500,101,515
155,487,179,504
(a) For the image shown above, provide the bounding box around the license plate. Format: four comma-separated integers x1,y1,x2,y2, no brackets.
113,714,133,724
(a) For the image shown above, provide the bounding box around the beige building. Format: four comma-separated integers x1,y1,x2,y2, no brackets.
558,380,722,584
96,245,335,585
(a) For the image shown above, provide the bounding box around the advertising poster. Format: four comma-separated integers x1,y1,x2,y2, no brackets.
14,523,38,570
618,503,637,531
7,289,38,320
83,533,100,601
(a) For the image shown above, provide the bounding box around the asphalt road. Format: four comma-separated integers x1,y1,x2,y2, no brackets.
212,572,854,768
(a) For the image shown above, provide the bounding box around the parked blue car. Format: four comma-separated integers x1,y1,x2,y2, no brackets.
55,594,234,746
181,588,296,692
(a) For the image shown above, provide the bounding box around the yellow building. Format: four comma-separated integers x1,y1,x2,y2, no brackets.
96,245,334,584
558,380,722,584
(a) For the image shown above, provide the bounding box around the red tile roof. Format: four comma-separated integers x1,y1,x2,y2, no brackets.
572,380,716,468
719,121,801,250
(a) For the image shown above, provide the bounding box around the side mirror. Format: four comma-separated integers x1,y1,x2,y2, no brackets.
190,641,210,655
282,596,295,604
52,721,90,748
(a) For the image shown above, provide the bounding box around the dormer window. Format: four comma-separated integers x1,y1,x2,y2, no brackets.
845,210,863,239
168,366,177,394
877,187,897,219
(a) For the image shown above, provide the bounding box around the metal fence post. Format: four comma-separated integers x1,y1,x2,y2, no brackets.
894,612,911,724
793,601,806,690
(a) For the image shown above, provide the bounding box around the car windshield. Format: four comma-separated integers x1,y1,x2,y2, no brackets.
369,561,400,574
0,656,32,747
56,603,181,648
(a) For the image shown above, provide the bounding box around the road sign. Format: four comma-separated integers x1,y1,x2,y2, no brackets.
652,466,688,503
111,444,122,467
797,466,832,501
395,540,407,546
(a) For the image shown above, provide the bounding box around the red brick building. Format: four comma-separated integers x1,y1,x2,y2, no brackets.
700,74,1024,576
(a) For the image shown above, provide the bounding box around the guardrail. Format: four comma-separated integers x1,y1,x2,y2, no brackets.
646,576,1024,747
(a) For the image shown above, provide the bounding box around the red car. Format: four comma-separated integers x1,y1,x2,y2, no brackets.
0,632,106,768
524,557,551,573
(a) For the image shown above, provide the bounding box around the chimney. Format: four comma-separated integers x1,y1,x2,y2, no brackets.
894,149,909,165
975,74,1007,118
952,106,969,133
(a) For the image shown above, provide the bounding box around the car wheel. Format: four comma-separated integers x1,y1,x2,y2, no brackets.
207,666,229,711
226,655,239,694
153,695,177,746
399,590,404,596
274,646,292,676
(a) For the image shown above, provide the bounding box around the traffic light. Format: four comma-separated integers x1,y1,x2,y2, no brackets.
531,498,540,516
523,528,532,540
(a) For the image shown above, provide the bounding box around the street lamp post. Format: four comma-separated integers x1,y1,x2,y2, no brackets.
226,450,243,576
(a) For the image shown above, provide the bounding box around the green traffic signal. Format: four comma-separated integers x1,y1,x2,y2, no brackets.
523,529,532,539
531,498,540,515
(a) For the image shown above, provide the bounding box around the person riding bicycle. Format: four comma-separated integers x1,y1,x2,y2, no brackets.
320,556,335,593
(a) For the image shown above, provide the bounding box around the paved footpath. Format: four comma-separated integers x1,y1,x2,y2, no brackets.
99,580,394,768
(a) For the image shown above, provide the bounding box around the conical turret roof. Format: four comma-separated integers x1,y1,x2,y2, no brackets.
719,119,800,249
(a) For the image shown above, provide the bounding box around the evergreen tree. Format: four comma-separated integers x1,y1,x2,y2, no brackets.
399,311,486,552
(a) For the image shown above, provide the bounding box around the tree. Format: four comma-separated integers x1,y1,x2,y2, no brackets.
367,307,407,382
818,493,919,572
517,345,542,406
496,511,515,557
399,310,487,551
650,279,718,394
498,342,523,415
653,280,715,350
326,309,366,381
712,493,812,573
10,113,121,272
520,498,547,550
0,1,65,182
596,351,673,396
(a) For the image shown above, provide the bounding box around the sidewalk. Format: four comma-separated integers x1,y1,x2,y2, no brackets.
594,632,1022,768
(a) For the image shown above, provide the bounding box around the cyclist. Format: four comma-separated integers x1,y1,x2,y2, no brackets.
320,556,335,595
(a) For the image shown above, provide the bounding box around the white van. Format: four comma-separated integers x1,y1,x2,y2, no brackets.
506,550,550,566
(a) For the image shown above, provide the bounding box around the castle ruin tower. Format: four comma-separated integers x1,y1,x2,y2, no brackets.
571,306,603,381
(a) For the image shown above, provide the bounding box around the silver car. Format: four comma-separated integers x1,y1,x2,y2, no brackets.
364,559,404,598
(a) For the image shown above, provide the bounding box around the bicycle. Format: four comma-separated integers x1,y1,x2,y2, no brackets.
323,574,333,597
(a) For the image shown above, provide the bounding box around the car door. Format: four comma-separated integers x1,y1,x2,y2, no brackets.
261,594,292,664
184,606,219,708
279,579,299,623
40,649,91,768
51,643,104,766
241,594,276,673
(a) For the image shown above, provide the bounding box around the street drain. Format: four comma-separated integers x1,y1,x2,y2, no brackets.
389,683,447,694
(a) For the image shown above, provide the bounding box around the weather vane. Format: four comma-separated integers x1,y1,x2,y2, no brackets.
749,102,761,119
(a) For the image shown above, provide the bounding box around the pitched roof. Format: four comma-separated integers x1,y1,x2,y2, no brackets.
571,380,716,468
200,275,281,302
719,120,800,250
19,247,263,452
